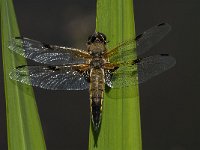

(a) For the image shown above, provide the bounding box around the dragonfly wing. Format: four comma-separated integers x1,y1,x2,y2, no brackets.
136,23,171,55
9,65,89,90
106,54,176,88
8,37,90,65
105,65,138,88
108,46,137,64
136,54,176,84
105,38,136,64
106,23,171,64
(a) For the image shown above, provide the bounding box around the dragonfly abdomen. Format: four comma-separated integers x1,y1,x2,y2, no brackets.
90,68,105,131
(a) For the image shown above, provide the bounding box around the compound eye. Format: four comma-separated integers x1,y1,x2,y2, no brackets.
99,33,106,41
97,32,107,44
87,35,96,44
91,36,96,43
88,35,92,41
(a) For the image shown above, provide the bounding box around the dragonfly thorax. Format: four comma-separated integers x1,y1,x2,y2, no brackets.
90,50,103,58
90,58,104,69
87,42,106,57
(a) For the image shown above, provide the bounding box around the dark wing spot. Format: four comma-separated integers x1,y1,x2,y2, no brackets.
160,54,169,56
42,43,53,49
135,33,143,40
15,36,24,39
157,23,166,26
133,58,143,64
47,66,60,71
16,65,27,69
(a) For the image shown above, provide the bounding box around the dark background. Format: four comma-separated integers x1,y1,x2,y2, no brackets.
0,0,200,150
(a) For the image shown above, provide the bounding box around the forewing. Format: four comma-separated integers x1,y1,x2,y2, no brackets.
108,45,136,64
136,23,171,55
8,37,91,65
106,23,171,63
105,39,136,64
9,65,89,90
106,54,176,88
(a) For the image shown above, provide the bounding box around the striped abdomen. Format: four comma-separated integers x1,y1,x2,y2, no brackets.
90,68,104,131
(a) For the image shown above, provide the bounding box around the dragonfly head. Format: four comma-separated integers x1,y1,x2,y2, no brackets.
87,32,107,45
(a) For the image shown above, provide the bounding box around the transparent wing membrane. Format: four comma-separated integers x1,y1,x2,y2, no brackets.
109,47,137,64
9,65,89,90
106,38,136,63
106,23,171,63
8,37,91,65
136,23,171,55
106,54,176,88
106,65,138,88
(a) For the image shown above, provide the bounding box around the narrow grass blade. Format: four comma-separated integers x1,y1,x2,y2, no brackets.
0,0,46,149
89,0,142,150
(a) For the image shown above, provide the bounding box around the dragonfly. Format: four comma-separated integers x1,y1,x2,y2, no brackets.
8,23,176,131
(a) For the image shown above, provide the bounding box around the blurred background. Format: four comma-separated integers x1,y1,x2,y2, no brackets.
0,0,200,150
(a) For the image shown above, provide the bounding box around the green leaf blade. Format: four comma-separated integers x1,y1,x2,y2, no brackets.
1,0,46,149
89,0,142,150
